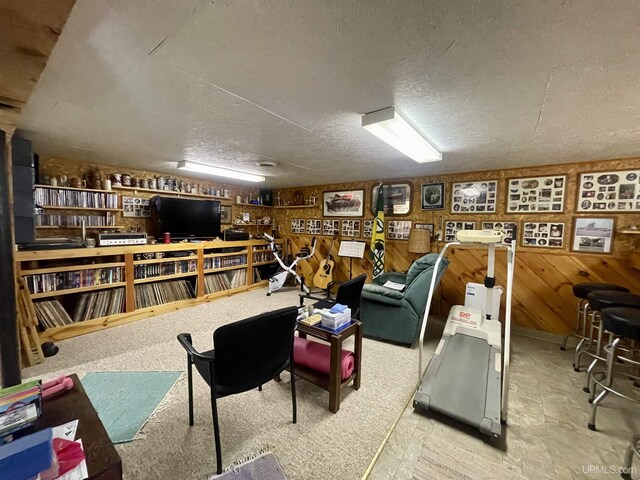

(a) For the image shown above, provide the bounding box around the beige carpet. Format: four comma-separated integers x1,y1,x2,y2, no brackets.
25,287,427,480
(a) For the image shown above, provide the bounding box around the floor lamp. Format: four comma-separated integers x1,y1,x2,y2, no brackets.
407,228,431,267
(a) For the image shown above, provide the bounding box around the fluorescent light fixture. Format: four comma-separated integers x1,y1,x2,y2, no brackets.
362,107,442,163
177,161,265,182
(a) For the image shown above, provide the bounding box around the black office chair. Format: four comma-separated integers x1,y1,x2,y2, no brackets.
177,305,299,474
302,274,367,319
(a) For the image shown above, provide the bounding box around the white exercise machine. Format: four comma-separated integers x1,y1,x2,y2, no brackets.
261,233,316,296
413,229,515,438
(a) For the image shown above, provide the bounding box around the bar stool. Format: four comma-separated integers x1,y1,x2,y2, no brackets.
580,292,640,391
564,283,630,370
622,434,640,480
587,307,640,431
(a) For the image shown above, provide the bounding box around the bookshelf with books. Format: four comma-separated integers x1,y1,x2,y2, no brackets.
34,185,121,230
14,239,282,342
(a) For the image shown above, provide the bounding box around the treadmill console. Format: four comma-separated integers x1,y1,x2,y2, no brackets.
456,229,504,244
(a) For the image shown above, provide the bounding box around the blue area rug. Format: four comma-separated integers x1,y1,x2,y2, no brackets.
209,452,288,480
81,371,182,444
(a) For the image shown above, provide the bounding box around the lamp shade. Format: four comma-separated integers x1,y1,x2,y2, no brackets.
407,228,431,254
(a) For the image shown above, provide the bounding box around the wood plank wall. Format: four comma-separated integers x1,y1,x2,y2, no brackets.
272,158,640,335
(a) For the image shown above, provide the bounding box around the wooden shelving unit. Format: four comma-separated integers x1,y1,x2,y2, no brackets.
35,184,113,194
30,282,127,299
113,185,231,202
273,205,317,209
36,225,124,230
39,206,120,212
234,202,270,208
14,239,282,342
133,271,198,284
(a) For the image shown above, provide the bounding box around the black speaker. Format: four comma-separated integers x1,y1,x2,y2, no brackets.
11,137,35,244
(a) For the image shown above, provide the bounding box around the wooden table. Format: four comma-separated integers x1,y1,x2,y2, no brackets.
34,373,123,480
295,320,362,413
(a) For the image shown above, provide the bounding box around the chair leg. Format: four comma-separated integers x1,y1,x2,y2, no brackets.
187,354,194,426
210,385,223,474
290,360,297,424
258,384,262,391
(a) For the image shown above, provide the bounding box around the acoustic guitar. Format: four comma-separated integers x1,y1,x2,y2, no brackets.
313,233,338,289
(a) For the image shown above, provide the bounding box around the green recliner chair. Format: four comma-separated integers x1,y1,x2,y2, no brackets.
360,253,449,346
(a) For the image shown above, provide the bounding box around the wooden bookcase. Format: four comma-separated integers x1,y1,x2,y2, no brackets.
15,239,281,342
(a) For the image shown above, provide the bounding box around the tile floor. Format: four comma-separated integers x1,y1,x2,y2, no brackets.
368,329,639,480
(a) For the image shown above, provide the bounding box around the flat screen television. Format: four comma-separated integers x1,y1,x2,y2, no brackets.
151,196,221,240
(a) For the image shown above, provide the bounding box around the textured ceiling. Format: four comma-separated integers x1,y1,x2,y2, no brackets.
17,0,640,187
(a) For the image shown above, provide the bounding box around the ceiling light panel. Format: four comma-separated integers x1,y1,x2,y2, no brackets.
362,107,442,163
177,161,266,182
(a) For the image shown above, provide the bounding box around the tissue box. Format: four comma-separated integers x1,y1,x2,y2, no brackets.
319,307,351,330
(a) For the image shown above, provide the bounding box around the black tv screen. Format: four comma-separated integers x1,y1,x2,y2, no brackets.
151,196,221,240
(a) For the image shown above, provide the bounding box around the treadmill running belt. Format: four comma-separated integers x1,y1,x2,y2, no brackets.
428,334,490,426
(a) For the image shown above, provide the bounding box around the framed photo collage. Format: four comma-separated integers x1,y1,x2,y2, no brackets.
286,170,629,253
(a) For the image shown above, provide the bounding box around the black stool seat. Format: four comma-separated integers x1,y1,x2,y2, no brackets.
573,283,629,299
601,308,640,341
587,291,640,311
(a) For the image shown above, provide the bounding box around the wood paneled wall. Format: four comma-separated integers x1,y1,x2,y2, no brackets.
273,158,640,335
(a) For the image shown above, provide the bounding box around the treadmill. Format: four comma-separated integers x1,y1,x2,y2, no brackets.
413,229,515,438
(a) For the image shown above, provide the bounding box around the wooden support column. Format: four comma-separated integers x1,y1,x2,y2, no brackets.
0,127,21,387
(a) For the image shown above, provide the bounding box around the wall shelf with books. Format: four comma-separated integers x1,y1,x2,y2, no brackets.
35,186,119,209
39,206,121,212
273,205,317,209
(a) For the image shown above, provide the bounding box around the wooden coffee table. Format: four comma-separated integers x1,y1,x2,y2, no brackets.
295,320,362,413
34,373,122,480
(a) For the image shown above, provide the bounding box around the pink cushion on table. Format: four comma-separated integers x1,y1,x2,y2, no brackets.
293,336,355,380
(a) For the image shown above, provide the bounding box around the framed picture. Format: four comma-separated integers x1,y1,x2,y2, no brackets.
577,170,640,212
444,220,475,242
122,196,150,217
322,219,340,236
220,204,232,224
387,220,412,240
522,222,565,248
481,221,518,245
421,182,445,210
370,183,412,215
363,220,373,238
323,190,364,217
451,180,497,214
572,217,615,254
306,219,321,235
291,219,305,234
341,219,361,238
507,175,566,213
414,223,434,234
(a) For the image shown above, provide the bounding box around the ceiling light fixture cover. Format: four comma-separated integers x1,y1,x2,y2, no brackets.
177,161,265,182
362,107,442,163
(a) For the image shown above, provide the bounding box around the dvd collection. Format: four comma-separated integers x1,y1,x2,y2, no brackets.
253,250,275,263
34,187,118,209
25,267,124,294
35,213,117,226
203,254,247,270
134,260,197,279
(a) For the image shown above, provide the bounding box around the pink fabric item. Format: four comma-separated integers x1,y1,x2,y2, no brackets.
293,336,355,380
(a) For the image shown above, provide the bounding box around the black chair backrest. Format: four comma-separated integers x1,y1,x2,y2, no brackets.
335,274,367,318
213,306,298,390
